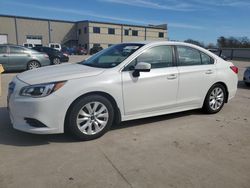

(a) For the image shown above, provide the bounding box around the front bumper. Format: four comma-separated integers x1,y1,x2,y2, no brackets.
8,77,66,134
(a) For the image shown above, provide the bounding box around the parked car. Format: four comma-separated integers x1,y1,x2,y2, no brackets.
23,43,34,48
32,46,69,65
208,48,228,60
90,46,103,55
243,67,250,86
76,46,87,55
8,41,238,140
0,44,50,71
49,43,62,51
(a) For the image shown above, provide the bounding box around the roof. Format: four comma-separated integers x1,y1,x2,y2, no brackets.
0,14,167,30
78,20,167,30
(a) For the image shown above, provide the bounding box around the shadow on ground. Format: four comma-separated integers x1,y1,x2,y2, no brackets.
238,80,250,89
0,106,202,147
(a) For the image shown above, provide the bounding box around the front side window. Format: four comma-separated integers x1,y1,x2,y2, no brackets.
132,30,138,36
126,46,173,70
81,43,144,68
93,27,100,34
9,46,24,54
108,28,115,35
177,46,201,66
0,46,7,54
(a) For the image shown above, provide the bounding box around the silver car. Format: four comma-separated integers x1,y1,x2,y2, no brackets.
243,67,250,86
0,44,51,71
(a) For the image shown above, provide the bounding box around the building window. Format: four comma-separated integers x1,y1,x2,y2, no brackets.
159,32,164,38
93,27,100,33
132,30,138,36
78,29,81,35
84,27,87,34
26,35,42,40
84,44,88,49
124,29,129,36
108,28,115,35
93,43,101,47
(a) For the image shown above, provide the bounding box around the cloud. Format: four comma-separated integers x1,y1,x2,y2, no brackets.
99,0,195,11
3,1,205,30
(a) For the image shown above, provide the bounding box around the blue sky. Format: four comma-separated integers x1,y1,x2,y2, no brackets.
0,0,249,44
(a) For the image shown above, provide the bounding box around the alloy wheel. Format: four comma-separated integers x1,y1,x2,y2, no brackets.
76,102,109,135
209,87,224,111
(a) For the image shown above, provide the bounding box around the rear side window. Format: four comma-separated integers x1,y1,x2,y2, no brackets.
177,46,214,66
0,46,7,54
9,46,24,54
201,52,214,64
177,46,201,66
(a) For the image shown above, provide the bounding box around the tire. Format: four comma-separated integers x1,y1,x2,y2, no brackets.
245,82,250,87
203,84,226,114
53,58,61,65
66,95,114,140
27,61,41,70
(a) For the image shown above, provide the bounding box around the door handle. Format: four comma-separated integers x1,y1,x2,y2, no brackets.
167,74,177,80
205,70,213,74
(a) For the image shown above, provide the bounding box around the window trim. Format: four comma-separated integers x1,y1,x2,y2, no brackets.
175,45,215,66
122,45,176,71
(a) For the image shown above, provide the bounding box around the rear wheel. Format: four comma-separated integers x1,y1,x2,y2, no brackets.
203,84,226,114
66,95,114,140
53,58,61,65
27,61,41,70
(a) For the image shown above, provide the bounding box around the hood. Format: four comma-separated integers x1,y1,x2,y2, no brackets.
17,63,105,85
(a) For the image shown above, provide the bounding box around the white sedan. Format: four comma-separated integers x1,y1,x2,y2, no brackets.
8,41,238,140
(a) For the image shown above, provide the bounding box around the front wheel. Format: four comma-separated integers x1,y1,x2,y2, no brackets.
203,84,226,114
66,95,114,140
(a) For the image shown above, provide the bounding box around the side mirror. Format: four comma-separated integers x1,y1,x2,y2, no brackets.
132,62,151,77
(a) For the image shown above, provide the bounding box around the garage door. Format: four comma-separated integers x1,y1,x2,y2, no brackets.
0,34,8,44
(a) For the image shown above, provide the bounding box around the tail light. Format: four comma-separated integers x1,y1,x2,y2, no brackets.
230,66,238,74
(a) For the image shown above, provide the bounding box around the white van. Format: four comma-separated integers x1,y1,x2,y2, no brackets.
23,43,35,48
49,43,61,51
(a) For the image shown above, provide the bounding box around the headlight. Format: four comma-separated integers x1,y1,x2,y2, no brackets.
20,81,66,97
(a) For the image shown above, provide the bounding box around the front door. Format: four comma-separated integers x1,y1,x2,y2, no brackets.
122,45,179,116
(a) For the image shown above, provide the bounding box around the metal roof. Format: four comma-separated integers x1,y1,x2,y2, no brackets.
0,14,167,30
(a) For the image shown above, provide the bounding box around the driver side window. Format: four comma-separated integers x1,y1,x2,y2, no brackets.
125,45,173,70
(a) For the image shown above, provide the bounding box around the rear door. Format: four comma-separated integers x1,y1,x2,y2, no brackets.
8,46,31,70
0,46,8,70
176,46,216,107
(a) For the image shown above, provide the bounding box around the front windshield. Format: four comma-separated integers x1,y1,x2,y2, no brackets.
82,43,144,68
